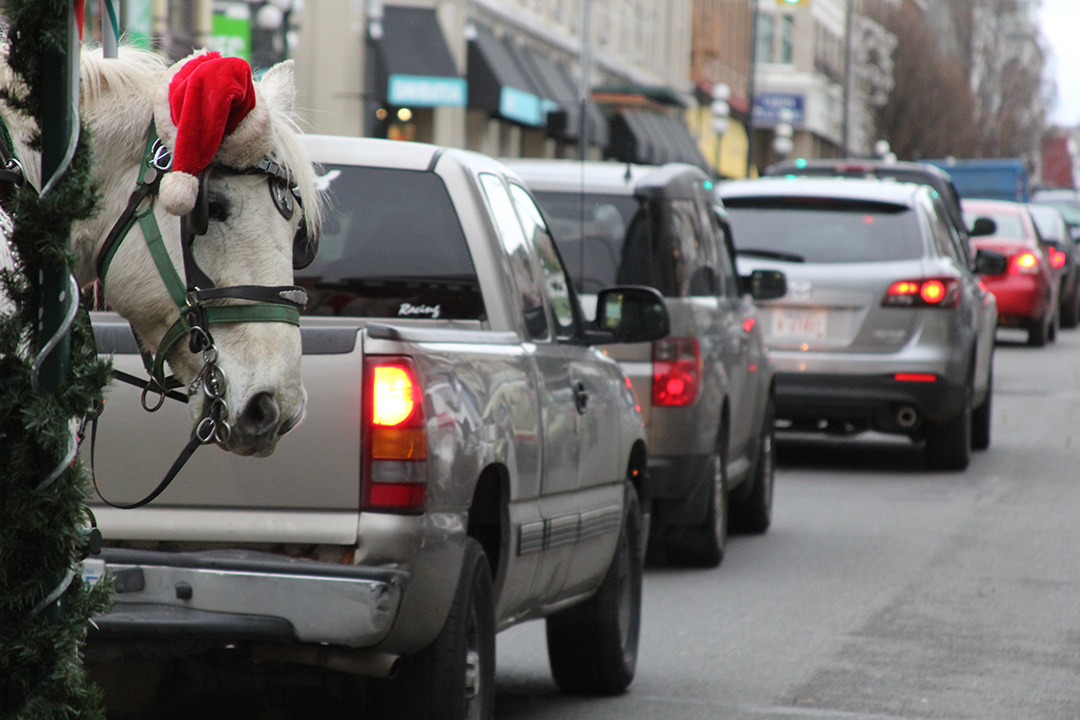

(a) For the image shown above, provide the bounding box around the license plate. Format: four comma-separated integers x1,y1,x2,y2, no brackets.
772,309,827,339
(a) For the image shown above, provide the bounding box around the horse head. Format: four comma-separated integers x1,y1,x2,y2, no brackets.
68,49,322,457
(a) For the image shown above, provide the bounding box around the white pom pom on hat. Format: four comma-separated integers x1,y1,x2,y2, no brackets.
153,51,273,217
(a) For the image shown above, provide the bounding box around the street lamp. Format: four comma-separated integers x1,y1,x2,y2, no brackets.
711,83,730,178
773,107,794,160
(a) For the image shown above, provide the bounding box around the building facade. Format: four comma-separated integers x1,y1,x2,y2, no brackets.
689,0,755,178
291,0,706,167
750,0,896,173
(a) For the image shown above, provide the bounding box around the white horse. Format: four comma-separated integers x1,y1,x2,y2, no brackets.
0,46,322,457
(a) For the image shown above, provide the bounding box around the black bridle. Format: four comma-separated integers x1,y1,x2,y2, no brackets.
90,122,315,509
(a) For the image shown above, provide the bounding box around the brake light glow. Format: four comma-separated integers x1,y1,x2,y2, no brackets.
1009,252,1040,274
653,337,702,407
363,356,428,513
372,366,416,426
894,373,937,382
882,277,960,308
1049,247,1067,269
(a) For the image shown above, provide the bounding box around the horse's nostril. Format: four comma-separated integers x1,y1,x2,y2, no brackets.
239,392,280,437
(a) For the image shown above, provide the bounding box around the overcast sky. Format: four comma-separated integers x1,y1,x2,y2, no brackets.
1040,0,1080,126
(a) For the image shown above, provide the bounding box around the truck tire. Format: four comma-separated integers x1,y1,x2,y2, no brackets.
730,396,775,535
546,484,642,696
1061,287,1080,328
662,441,728,567
925,393,972,471
1028,314,1049,347
972,369,992,451
371,538,495,720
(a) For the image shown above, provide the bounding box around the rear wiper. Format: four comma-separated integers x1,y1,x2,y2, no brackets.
736,248,805,263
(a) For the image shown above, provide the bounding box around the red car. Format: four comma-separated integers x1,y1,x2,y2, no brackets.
963,198,1060,346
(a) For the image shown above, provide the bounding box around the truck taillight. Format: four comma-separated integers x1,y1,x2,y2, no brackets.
652,338,701,407
363,356,428,513
882,277,960,308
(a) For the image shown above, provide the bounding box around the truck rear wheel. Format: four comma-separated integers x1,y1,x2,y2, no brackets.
371,538,495,720
663,444,728,567
546,484,642,695
730,396,775,535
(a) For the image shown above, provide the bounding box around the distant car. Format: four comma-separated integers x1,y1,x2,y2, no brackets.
1030,188,1080,241
719,176,1006,471
507,159,785,567
1027,203,1080,327
962,198,1060,346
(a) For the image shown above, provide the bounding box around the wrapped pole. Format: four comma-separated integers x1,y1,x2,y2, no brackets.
102,0,120,58
0,0,112,716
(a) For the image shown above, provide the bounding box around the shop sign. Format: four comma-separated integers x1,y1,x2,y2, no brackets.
499,86,543,127
752,92,805,126
388,75,467,107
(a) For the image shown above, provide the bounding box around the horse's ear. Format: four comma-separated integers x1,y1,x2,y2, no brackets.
258,60,297,118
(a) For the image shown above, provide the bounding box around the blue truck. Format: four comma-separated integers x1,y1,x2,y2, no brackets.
923,158,1029,202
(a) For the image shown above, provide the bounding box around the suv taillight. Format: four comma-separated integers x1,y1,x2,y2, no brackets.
882,277,960,308
363,356,428,513
652,338,702,407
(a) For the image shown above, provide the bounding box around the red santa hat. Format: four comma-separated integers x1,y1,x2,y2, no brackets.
154,51,273,216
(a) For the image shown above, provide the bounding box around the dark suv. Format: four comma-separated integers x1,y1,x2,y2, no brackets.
764,159,993,252
507,159,785,567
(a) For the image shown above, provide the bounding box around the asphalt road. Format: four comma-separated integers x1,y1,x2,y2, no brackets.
494,326,1080,720
99,327,1080,719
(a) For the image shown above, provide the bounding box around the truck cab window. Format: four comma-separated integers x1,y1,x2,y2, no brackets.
509,183,577,340
480,173,549,340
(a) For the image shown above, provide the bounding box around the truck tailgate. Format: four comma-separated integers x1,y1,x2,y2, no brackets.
86,314,365,543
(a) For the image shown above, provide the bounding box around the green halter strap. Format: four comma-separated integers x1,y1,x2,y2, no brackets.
96,122,307,397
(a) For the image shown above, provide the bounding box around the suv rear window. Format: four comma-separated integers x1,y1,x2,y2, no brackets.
296,165,485,319
723,197,923,263
533,190,714,297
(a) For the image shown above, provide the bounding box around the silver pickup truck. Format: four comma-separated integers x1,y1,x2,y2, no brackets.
84,135,669,718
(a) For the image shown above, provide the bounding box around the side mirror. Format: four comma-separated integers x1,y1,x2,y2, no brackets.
969,217,997,237
739,269,787,300
590,286,670,344
974,248,1007,276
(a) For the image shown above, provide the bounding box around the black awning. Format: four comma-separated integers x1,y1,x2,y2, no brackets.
376,7,466,108
534,53,609,147
467,23,545,126
608,110,708,170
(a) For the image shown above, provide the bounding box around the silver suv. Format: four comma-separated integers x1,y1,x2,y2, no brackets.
718,177,1006,470
507,160,784,567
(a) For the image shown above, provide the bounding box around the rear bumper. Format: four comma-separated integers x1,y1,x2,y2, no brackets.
774,372,967,429
983,275,1051,321
85,548,406,648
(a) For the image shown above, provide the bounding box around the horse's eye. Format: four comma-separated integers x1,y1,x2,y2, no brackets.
207,194,230,222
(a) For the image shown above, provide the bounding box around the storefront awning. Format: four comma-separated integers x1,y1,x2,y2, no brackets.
515,46,608,147
376,7,466,108
467,23,545,127
608,110,708,170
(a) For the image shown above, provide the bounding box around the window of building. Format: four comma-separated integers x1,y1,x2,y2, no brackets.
780,14,795,64
756,13,775,63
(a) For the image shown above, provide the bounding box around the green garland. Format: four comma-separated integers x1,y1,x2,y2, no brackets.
0,3,113,719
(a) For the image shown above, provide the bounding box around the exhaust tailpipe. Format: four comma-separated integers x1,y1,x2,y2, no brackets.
896,405,918,429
